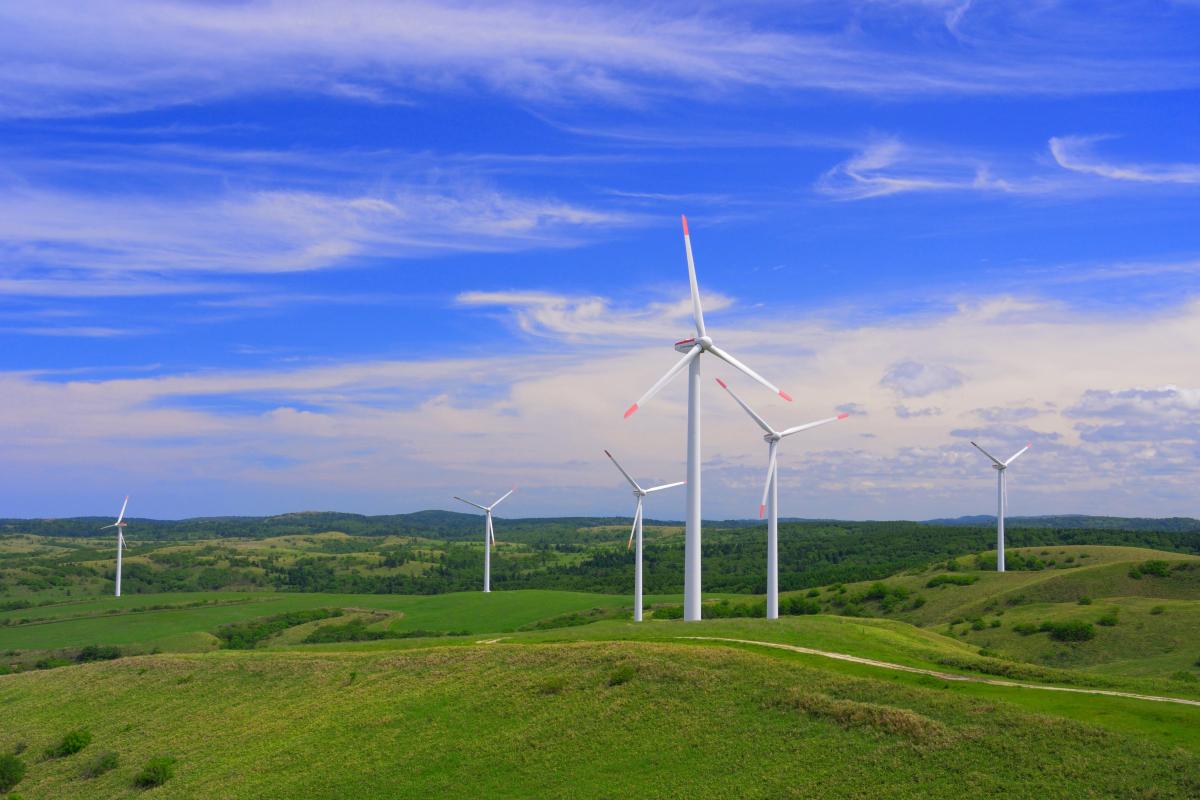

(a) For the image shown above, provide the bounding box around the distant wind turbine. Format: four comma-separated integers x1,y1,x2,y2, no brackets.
624,215,792,621
452,489,515,592
970,442,1031,572
604,450,684,622
100,496,129,597
716,379,848,619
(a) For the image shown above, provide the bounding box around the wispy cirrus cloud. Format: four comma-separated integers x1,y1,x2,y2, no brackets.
816,138,1065,200
1,1,1196,119
1049,135,1200,185
0,183,639,286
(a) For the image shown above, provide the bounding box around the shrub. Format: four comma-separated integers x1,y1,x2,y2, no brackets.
1128,566,1143,580
1150,605,1165,615
989,619,1001,628
780,596,820,616
45,729,91,759
536,675,567,695
909,595,926,609
1077,596,1092,605
970,619,985,631
806,589,820,598
607,664,635,687
653,605,683,619
1012,622,1038,636
76,645,122,663
134,756,176,788
926,574,978,588
1043,621,1096,642
0,754,25,792
1097,611,1119,627
1140,560,1171,578
81,751,119,779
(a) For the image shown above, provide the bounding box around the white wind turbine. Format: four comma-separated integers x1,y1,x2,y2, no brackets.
970,442,1031,573
604,450,684,622
716,378,848,619
453,489,515,592
101,496,130,597
624,215,792,621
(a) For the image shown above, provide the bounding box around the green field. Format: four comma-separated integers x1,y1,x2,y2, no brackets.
3,528,1200,797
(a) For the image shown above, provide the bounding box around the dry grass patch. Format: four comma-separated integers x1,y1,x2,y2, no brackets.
773,687,954,746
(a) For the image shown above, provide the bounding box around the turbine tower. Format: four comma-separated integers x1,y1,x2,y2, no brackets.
452,489,515,592
716,379,848,619
970,442,1031,572
101,496,129,597
625,215,791,621
604,450,684,622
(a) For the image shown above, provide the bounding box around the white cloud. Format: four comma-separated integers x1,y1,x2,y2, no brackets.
0,184,638,280
0,1,1195,119
816,138,1064,200
1049,135,1200,185
2,292,1198,518
880,360,965,397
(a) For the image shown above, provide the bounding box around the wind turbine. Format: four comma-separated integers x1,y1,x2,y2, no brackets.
604,450,684,622
970,442,1031,572
624,215,792,621
716,379,848,619
101,496,129,597
452,489,515,592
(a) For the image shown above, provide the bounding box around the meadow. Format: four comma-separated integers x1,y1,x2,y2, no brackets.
2,516,1200,797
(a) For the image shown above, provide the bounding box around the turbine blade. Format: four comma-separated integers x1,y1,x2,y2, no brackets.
714,378,774,434
624,344,701,418
491,488,515,509
116,495,129,525
644,480,685,494
487,514,496,548
604,450,643,492
970,441,1004,467
707,345,791,401
780,413,850,438
453,496,488,511
627,500,642,550
101,523,116,530
760,440,778,519
681,214,706,338
1004,443,1032,466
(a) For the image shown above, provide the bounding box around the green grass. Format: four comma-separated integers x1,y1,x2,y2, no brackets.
2,642,1198,799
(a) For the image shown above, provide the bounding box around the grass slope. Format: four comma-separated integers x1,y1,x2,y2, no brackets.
2,642,1198,799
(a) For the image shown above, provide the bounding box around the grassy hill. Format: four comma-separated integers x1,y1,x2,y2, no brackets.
3,640,1199,799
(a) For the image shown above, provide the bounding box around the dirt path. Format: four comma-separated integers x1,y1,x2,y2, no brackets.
677,636,1200,708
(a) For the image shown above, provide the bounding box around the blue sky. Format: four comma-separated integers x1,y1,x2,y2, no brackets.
1,1,1198,520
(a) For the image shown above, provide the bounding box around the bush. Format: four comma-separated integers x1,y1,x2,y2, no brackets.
989,619,1001,628
1012,622,1038,636
0,754,25,792
653,605,683,619
779,596,820,616
608,664,635,687
81,751,119,779
1043,620,1096,642
76,644,122,663
1140,560,1171,578
909,595,926,609
1150,605,1165,615
806,588,820,598
45,729,91,759
1077,596,1092,605
970,619,985,631
1097,611,1119,627
134,756,176,788
926,574,978,588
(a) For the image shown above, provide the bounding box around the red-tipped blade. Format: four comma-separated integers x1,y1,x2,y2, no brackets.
837,412,850,420
759,504,766,519
681,214,689,236
623,403,639,419
715,378,727,388
779,391,793,402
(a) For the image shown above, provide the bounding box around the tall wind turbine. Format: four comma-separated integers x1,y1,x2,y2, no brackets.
970,442,1031,572
604,450,684,622
101,496,129,597
452,489,515,592
716,379,848,619
624,215,792,621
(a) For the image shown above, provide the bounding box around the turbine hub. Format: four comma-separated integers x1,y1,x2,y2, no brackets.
698,335,713,349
